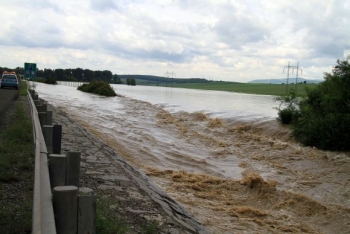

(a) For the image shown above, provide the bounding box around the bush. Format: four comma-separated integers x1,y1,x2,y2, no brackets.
274,89,300,125
77,81,117,97
292,58,350,151
278,108,299,124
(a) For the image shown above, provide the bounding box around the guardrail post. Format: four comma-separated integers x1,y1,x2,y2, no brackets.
43,125,53,154
53,186,78,234
53,125,62,154
46,111,53,125
78,188,96,234
66,152,81,187
48,154,67,189
34,100,41,107
38,112,47,127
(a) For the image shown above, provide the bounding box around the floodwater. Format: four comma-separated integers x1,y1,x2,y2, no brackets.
35,82,350,233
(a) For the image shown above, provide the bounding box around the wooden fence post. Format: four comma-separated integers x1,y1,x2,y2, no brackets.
53,125,62,154
48,154,67,189
43,125,53,154
78,187,96,234
53,186,78,234
66,152,81,187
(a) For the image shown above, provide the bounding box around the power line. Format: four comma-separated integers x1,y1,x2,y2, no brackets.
164,71,176,78
283,62,303,94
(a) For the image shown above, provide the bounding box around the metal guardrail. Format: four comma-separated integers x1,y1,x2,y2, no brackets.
29,90,56,234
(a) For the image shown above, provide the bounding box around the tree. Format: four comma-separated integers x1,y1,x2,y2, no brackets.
83,69,94,82
292,58,350,151
102,70,113,82
126,78,136,86
112,74,122,84
72,68,84,81
54,69,65,80
94,70,103,81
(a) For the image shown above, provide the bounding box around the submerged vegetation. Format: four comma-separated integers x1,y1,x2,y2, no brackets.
276,58,350,151
78,81,118,97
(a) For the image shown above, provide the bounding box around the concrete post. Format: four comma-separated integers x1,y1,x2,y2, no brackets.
53,125,62,154
46,111,53,125
78,187,96,234
29,89,35,98
38,112,47,127
37,105,45,113
42,103,48,112
66,152,81,187
34,100,41,107
48,154,67,189
43,125,53,154
53,186,78,234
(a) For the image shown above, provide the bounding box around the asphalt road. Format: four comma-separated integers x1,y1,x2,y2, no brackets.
0,88,19,116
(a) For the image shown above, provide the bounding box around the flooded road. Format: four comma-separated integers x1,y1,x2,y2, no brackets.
35,82,350,233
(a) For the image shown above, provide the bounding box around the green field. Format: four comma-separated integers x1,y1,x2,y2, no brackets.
154,82,319,96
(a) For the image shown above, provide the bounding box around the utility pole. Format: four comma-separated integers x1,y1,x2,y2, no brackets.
283,61,291,94
294,62,303,93
164,71,176,87
283,62,302,94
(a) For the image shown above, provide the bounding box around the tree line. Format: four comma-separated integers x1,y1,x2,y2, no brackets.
0,66,136,85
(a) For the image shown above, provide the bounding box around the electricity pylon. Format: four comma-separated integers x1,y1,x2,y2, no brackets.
283,62,303,94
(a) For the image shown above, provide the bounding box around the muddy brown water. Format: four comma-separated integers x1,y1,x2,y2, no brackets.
36,83,350,233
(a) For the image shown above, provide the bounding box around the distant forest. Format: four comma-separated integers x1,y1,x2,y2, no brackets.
0,66,211,85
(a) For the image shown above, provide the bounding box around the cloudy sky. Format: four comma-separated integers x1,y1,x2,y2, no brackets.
0,0,349,82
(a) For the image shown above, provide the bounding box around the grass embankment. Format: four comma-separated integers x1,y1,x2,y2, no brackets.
0,81,34,234
78,81,118,97
159,82,318,96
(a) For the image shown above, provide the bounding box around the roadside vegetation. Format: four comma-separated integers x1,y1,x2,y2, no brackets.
275,58,350,151
96,197,128,233
0,81,34,234
78,80,119,97
96,196,161,233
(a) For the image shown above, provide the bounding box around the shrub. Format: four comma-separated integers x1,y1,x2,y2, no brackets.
278,108,299,124
274,89,300,125
78,81,117,97
292,58,350,151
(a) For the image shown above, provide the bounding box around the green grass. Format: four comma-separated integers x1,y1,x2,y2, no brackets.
19,80,28,96
96,197,128,234
0,85,34,233
96,196,162,233
157,82,319,96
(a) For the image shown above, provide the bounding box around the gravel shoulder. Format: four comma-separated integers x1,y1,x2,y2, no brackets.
49,104,209,234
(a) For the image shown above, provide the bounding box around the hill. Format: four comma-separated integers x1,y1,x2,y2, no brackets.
118,74,209,85
248,78,323,84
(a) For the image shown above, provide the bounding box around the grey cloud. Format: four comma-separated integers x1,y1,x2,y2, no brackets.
287,3,350,58
213,7,269,50
90,0,119,11
103,40,193,63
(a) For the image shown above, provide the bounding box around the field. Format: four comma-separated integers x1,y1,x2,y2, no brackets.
155,82,318,96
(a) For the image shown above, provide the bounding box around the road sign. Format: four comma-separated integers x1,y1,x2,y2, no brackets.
24,62,37,79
